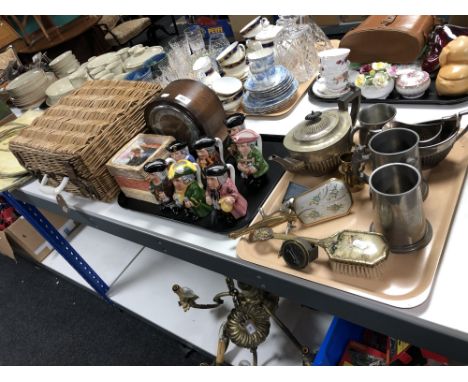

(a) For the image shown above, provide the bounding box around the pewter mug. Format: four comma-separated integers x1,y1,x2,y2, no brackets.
368,128,420,169
350,103,396,146
368,127,428,200
369,163,432,253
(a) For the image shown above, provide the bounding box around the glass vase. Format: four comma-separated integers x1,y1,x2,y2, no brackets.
274,15,319,83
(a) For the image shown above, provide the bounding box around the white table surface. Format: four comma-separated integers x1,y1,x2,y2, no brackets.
12,92,468,359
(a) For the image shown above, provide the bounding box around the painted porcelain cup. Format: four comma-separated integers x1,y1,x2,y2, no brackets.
318,48,350,74
247,48,275,82
240,16,270,39
323,70,349,92
217,42,246,67
318,48,350,92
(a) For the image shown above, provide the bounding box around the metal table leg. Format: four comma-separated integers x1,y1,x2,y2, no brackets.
1,191,110,302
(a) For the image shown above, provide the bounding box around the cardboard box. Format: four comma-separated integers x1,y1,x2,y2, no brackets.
0,209,79,262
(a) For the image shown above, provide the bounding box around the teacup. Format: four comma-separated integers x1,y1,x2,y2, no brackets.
323,70,349,92
217,42,246,67
255,25,283,48
247,48,275,81
246,39,263,53
240,16,270,39
221,54,247,73
318,48,350,74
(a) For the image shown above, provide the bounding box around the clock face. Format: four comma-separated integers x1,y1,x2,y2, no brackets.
280,239,316,269
147,105,200,145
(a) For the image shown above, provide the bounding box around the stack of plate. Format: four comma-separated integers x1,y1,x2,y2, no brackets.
6,69,51,110
49,50,80,78
242,66,298,114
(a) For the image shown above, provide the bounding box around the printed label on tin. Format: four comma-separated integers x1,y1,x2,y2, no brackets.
176,94,191,105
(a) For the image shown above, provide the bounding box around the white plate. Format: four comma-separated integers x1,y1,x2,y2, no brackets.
6,69,46,92
124,46,164,71
212,76,242,97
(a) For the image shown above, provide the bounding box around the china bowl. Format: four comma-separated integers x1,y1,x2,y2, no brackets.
212,76,242,97
45,77,75,98
49,51,73,68
396,70,430,99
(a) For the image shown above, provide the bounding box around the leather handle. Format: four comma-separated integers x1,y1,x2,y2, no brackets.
381,15,397,26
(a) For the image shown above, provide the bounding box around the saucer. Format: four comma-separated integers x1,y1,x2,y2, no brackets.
312,77,350,99
244,65,290,92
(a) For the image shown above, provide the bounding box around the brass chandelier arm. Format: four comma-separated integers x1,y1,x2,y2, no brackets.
262,303,314,365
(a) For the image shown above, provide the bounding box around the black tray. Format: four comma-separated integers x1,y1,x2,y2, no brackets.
117,135,288,234
308,77,468,105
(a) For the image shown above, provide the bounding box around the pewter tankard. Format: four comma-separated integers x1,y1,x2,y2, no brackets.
369,163,432,253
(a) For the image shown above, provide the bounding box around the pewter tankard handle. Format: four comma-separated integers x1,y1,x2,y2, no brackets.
337,85,361,127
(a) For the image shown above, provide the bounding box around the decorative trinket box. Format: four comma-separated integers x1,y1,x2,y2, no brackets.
106,134,174,203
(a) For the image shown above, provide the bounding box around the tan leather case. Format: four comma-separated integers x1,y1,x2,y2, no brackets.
339,15,436,64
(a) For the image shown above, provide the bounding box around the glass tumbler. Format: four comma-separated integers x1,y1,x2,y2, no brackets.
208,32,230,61
169,35,191,56
184,25,206,56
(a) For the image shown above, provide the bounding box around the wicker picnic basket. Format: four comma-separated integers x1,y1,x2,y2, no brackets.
9,80,162,201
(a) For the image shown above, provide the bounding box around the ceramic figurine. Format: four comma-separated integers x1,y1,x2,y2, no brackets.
192,137,224,172
225,112,246,158
205,164,248,221
232,129,269,181
143,159,174,205
167,159,212,218
167,142,196,163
